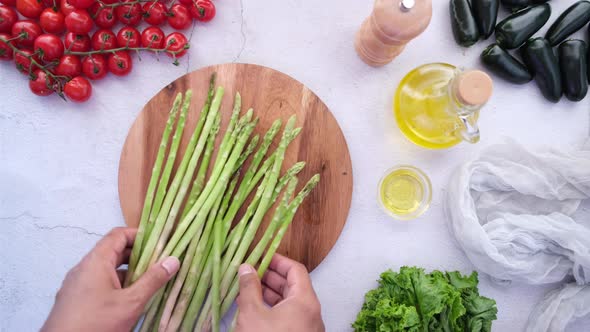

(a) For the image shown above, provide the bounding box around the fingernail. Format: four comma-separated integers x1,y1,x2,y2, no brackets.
239,264,255,277
161,256,180,275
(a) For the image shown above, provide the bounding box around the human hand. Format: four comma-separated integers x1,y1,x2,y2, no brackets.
41,227,180,332
235,254,325,332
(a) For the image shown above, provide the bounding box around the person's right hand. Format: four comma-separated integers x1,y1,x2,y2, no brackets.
235,254,325,332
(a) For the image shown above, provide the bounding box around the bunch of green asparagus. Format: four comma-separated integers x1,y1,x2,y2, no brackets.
124,74,320,332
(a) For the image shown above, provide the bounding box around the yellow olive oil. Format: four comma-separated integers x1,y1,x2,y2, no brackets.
394,63,477,149
379,166,431,219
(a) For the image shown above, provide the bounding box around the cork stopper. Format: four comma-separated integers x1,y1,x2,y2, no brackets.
355,0,432,66
454,70,493,106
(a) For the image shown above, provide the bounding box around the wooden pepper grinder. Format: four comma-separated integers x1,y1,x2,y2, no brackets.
355,0,433,67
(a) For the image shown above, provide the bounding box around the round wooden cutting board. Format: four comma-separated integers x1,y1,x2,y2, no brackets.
118,63,352,271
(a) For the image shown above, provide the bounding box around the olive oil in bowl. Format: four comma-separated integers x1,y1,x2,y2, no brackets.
378,166,431,220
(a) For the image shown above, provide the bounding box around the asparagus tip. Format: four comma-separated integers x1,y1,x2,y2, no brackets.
304,174,320,191
271,118,282,129
251,134,260,146
289,161,306,176
290,127,302,140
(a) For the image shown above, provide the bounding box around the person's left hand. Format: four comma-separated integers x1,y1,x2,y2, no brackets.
41,227,180,332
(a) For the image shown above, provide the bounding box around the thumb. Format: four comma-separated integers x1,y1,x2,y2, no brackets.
128,256,180,304
237,264,264,313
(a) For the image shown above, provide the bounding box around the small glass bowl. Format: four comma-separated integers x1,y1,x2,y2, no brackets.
378,165,432,220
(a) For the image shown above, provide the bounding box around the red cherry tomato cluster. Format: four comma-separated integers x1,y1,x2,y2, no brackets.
0,0,216,102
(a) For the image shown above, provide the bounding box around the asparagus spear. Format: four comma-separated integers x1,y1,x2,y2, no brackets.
139,289,164,332
132,90,196,283
260,175,319,273
125,93,182,287
131,88,221,282
217,119,283,244
160,102,246,262
221,127,302,251
214,177,298,331
147,89,228,269
169,164,268,332
181,176,271,332
222,162,305,271
201,176,302,331
240,127,301,210
162,121,262,332
246,177,298,263
233,134,259,174
145,74,217,249
223,175,320,329
152,278,174,332
164,118,258,259
211,140,268,331
218,116,296,294
161,124,247,329
159,167,241,332
138,249,184,332
193,118,298,331
180,112,221,220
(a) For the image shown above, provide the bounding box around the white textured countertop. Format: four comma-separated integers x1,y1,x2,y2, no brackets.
1,0,589,331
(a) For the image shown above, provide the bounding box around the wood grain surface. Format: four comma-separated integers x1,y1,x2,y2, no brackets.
118,63,353,271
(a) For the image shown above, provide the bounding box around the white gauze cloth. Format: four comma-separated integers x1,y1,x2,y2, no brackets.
445,141,590,331
526,283,590,332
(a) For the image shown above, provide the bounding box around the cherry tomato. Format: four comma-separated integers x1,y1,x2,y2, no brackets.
54,54,81,78
64,76,91,102
34,34,64,62
14,49,41,73
91,29,117,50
142,1,166,26
115,1,142,26
164,32,188,57
90,3,116,29
39,8,65,34
0,32,13,60
141,26,165,49
117,26,140,48
29,69,55,96
107,50,131,76
191,0,215,22
0,6,18,33
0,0,17,7
16,0,44,18
41,0,56,9
167,4,191,30
11,20,42,47
60,0,76,16
65,9,93,34
68,0,92,10
178,0,192,6
64,31,90,52
81,53,107,79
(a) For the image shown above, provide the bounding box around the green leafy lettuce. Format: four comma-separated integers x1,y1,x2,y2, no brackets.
352,267,497,332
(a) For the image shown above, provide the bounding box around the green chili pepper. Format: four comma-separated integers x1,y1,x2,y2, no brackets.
546,1,590,47
472,0,499,39
481,43,533,84
496,4,551,49
520,37,562,102
558,40,588,101
450,0,480,47
501,0,550,11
